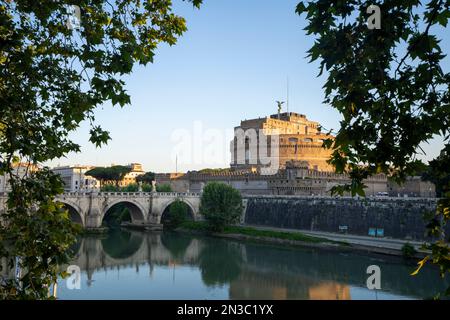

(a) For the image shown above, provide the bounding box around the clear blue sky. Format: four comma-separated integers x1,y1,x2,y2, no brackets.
46,0,449,173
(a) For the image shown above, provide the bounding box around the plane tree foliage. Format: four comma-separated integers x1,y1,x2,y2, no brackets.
200,182,243,232
296,0,449,296
0,0,202,299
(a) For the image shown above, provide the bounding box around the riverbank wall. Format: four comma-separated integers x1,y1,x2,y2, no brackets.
243,196,446,241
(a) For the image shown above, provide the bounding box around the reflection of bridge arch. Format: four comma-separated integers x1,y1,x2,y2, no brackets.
160,198,196,222
101,230,144,261
57,199,84,226
68,231,204,277
160,232,193,259
102,200,146,223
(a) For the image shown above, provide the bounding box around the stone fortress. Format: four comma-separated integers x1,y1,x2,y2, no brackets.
156,110,435,198
231,111,334,172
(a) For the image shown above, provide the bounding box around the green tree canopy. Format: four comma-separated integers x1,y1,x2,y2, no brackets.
108,165,132,186
85,167,109,186
136,171,155,184
199,182,243,232
156,183,172,192
422,144,450,198
85,165,131,187
0,0,202,299
296,0,449,296
165,199,190,228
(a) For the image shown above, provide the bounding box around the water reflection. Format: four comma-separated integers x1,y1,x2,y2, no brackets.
101,230,143,260
160,232,192,260
198,240,243,287
58,229,449,300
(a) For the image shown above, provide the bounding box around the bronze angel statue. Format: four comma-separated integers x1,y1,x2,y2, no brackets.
276,100,285,113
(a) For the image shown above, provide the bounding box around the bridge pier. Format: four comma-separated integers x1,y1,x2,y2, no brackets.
85,214,102,229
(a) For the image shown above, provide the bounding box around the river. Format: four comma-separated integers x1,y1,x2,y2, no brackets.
56,229,449,300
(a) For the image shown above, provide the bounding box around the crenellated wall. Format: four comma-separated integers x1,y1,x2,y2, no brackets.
156,169,390,197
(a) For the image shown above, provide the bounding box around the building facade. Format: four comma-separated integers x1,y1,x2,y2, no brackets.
52,165,100,192
230,112,335,172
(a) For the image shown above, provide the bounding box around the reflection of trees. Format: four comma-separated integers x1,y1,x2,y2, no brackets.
101,229,143,259
198,239,242,287
160,232,192,260
67,235,82,258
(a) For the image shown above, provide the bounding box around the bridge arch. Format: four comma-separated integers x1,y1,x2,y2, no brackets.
102,200,146,224
159,198,196,224
57,199,84,227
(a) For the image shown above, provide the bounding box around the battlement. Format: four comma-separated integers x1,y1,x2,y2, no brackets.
155,168,386,183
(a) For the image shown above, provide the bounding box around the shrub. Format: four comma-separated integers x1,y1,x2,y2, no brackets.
156,184,172,192
101,184,120,192
200,182,242,232
124,183,139,192
402,243,417,259
142,183,153,192
101,183,143,192
167,199,189,228
102,204,131,228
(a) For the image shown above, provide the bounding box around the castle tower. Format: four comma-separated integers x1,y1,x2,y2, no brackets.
230,112,334,172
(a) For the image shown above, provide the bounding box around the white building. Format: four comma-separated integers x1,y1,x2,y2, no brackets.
52,165,100,192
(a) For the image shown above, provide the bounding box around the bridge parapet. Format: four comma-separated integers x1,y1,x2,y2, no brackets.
58,192,201,197
98,192,152,197
155,192,201,197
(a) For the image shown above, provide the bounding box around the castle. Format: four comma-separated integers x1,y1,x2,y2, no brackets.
230,111,334,172
156,111,435,197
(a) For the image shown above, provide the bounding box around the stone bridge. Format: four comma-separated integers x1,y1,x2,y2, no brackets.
54,192,202,228
0,192,201,229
